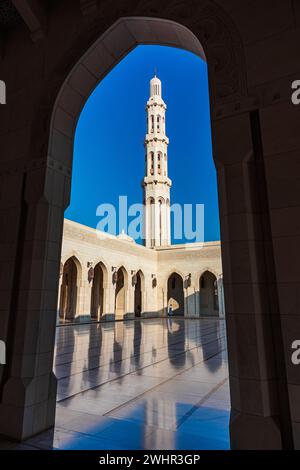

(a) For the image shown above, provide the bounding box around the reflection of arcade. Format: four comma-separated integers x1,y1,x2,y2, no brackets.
167,319,197,370
167,318,187,368
109,321,124,376
87,323,103,383
54,325,75,396
199,320,223,372
131,320,142,370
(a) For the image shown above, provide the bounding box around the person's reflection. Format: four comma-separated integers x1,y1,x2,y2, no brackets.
200,319,222,372
167,315,173,333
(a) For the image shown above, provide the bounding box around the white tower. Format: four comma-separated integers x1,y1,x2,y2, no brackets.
143,74,172,248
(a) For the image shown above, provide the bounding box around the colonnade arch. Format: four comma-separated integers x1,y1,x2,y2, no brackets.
115,267,128,320
91,262,108,321
167,272,184,316
199,270,219,317
134,270,144,317
59,256,81,321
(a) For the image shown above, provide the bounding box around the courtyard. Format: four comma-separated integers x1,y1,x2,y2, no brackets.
2,318,230,450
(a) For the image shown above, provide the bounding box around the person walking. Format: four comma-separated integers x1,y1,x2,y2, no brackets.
168,303,173,317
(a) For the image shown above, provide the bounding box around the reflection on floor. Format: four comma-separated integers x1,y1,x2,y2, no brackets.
3,318,230,450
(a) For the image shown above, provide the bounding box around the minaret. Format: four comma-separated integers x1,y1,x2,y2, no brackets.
143,74,172,248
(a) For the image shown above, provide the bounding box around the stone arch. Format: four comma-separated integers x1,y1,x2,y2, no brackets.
167,272,184,316
47,15,246,172
134,270,145,317
199,270,219,316
91,261,108,320
198,266,220,281
115,266,128,320
59,256,81,321
61,252,84,277
165,268,186,282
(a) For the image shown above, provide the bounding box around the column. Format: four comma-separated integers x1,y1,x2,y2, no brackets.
0,165,66,440
214,111,292,449
81,277,92,319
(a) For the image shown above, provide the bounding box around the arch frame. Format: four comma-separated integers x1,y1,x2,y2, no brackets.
93,259,109,284
198,267,220,284
167,271,185,317
114,265,129,320
134,269,145,317
47,14,247,175
0,5,293,450
59,256,82,321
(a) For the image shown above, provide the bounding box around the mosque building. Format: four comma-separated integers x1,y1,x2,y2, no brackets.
58,75,224,323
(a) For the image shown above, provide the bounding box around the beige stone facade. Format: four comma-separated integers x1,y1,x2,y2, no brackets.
59,219,224,322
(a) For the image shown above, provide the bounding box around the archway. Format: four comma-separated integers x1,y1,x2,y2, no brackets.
134,270,144,317
59,257,80,321
167,272,184,316
0,10,293,450
115,267,128,320
199,271,219,316
91,262,106,320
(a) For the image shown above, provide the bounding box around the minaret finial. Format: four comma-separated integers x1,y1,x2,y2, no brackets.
154,65,157,77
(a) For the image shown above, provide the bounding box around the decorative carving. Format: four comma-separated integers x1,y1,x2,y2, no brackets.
137,0,247,108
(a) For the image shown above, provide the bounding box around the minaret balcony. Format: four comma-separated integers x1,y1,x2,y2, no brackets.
145,134,169,144
142,176,172,187
146,99,167,109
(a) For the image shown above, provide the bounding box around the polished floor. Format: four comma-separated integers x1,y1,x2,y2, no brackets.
2,317,230,450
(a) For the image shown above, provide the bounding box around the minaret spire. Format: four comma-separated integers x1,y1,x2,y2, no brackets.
142,74,172,248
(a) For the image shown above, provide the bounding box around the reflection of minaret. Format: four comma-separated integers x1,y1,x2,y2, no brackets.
143,74,172,248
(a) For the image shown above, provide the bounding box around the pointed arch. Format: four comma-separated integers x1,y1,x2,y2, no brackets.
115,266,128,320
167,272,184,316
199,270,219,316
91,261,108,320
134,270,144,317
59,256,82,321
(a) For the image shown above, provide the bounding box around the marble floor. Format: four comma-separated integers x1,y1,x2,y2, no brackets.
2,317,230,450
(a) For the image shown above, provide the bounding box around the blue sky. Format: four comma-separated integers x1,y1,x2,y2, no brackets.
66,45,220,243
